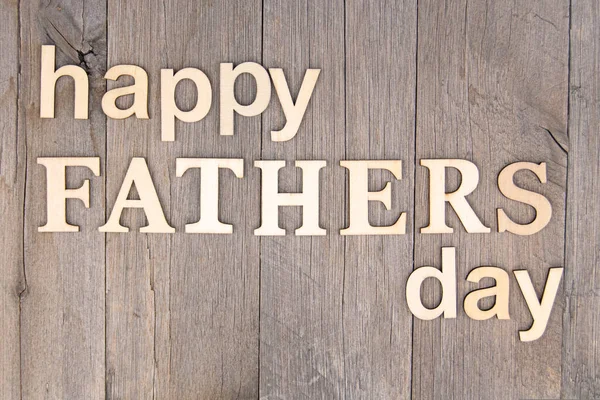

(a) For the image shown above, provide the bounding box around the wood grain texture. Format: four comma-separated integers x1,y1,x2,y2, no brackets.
0,0,24,398
105,1,169,397
413,0,569,398
20,0,107,398
162,1,261,398
562,0,600,397
259,1,347,397
105,0,261,398
343,0,416,398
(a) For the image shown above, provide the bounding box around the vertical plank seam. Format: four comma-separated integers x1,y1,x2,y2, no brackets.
104,0,109,397
341,0,348,397
151,237,157,400
410,0,420,399
560,0,573,396
151,15,166,384
162,2,173,396
258,0,264,396
16,1,27,399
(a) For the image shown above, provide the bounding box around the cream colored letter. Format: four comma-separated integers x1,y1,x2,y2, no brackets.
40,45,89,119
38,157,100,232
497,162,552,235
220,63,271,136
340,160,405,235
464,267,510,320
176,158,244,234
161,68,212,141
406,247,457,320
421,159,490,234
102,65,149,119
254,160,326,236
268,68,320,141
99,158,174,233
514,268,563,342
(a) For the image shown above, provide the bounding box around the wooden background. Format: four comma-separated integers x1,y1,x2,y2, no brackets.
0,0,598,398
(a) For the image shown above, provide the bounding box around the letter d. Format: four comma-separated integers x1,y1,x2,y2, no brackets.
406,247,457,320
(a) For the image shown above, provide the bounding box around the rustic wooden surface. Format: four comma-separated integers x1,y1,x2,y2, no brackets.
1,0,598,399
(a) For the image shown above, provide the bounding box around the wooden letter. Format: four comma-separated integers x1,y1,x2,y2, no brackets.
161,68,212,141
464,267,510,320
340,160,406,235
406,247,457,320
38,157,100,232
176,158,244,234
254,160,326,236
102,65,149,119
421,159,490,234
497,162,552,235
514,268,563,342
220,62,271,136
268,68,320,141
40,45,89,119
99,158,174,233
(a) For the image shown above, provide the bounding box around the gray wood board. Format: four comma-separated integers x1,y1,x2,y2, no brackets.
20,0,107,398
0,0,24,398
563,0,600,397
259,1,347,398
343,0,416,398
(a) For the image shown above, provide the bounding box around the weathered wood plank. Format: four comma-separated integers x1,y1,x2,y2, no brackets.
105,1,261,398
343,0,416,398
412,0,569,398
105,2,169,397
164,1,262,397
562,0,600,397
259,1,346,398
19,0,107,398
0,0,25,398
